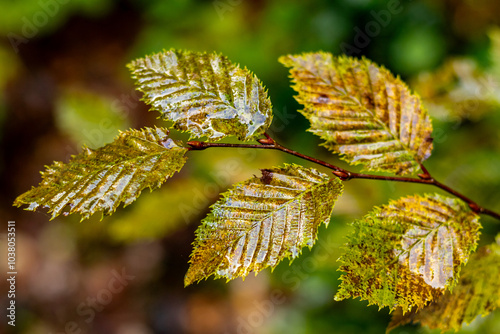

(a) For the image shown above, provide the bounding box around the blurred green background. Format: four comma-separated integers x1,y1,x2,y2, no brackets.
1,0,500,333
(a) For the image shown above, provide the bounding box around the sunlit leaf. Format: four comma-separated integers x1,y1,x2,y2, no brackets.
128,49,273,141
106,179,202,243
388,237,500,333
335,194,481,311
55,88,130,148
185,164,343,286
14,127,188,220
280,52,433,175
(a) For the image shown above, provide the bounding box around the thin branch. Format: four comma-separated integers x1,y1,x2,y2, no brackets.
186,136,500,221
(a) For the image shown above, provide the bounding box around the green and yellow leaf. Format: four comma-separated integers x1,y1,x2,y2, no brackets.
14,127,188,220
280,52,433,175
335,194,481,312
128,49,273,141
388,237,500,333
185,164,343,286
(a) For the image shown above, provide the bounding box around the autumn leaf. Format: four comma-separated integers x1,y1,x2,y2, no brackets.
14,127,188,220
55,88,130,149
335,194,481,312
387,237,500,333
280,52,433,175
185,164,343,286
128,49,273,141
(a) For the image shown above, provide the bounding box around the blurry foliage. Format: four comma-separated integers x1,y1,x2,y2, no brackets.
55,88,130,148
3,1,500,334
388,237,500,332
185,165,343,286
412,58,500,122
104,147,283,244
390,24,446,75
15,127,188,220
439,0,500,39
408,24,500,126
106,178,203,243
0,0,113,35
128,49,274,141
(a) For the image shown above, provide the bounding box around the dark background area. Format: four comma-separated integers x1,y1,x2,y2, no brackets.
1,0,500,333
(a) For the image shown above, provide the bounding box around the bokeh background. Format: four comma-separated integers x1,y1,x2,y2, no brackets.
1,0,500,333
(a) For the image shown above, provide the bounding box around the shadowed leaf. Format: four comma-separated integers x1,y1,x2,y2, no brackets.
413,58,500,123
14,127,188,220
388,237,500,333
128,49,273,141
185,164,343,286
335,194,481,312
280,52,433,175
